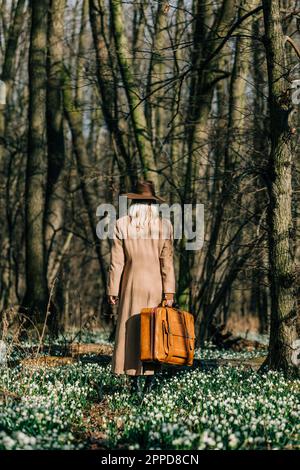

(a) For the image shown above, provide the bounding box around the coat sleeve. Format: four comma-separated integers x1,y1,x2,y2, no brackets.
106,220,125,296
159,220,176,294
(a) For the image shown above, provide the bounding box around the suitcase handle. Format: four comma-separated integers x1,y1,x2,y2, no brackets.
161,300,180,309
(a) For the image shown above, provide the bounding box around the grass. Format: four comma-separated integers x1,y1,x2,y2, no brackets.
0,334,299,450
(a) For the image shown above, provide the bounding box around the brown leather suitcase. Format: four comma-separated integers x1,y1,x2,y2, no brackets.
140,301,195,366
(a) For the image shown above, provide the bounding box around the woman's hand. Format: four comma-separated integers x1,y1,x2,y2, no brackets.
107,295,119,305
164,293,174,307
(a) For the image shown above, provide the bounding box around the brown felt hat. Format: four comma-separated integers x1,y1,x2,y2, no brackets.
121,180,165,203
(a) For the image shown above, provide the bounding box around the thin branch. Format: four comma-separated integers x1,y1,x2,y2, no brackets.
285,35,300,60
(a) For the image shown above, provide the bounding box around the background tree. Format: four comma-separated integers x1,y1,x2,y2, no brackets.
262,0,299,377
22,0,49,324
0,0,299,372
45,0,67,333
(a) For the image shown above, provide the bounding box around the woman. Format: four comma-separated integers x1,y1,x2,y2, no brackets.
107,181,176,395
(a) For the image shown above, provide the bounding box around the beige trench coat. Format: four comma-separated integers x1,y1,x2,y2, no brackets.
107,215,176,376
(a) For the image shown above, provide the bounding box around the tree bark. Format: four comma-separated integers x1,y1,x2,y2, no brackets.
145,0,168,146
45,0,66,258
109,0,159,187
0,0,26,163
262,0,299,377
89,0,136,188
0,0,26,308
22,0,49,322
45,0,67,334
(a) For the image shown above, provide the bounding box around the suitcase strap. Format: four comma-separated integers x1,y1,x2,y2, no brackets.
164,309,173,362
164,307,194,362
182,311,194,363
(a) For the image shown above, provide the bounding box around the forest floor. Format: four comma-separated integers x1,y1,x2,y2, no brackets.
0,332,299,450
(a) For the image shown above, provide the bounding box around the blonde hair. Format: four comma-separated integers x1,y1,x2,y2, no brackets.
128,201,159,229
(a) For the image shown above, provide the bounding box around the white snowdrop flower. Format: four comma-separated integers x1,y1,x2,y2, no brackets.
2,435,16,450
228,433,239,449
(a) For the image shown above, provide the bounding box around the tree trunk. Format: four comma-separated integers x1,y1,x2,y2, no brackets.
1,0,26,96
45,0,67,334
145,0,168,146
109,0,159,187
22,0,49,322
262,0,299,377
0,0,26,308
89,0,136,188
